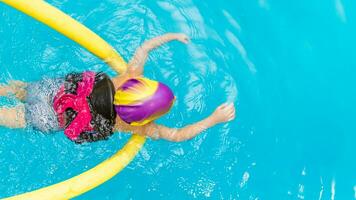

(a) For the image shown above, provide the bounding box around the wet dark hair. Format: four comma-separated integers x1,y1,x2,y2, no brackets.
63,72,116,143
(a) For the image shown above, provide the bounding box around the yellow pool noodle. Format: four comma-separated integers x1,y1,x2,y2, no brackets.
1,0,127,74
3,135,145,200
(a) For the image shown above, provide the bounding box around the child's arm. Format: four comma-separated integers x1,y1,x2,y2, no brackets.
144,103,235,142
127,33,189,77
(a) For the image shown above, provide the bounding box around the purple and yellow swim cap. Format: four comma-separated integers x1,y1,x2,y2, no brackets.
114,77,175,126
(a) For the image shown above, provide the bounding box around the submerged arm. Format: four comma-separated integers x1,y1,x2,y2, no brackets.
153,117,217,142
144,103,236,142
127,33,189,77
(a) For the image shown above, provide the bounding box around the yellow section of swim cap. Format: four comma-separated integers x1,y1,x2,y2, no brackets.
114,77,159,105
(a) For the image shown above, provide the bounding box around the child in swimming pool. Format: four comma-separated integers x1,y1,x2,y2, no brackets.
0,33,235,143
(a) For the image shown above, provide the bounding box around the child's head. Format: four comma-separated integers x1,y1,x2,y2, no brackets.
114,77,175,126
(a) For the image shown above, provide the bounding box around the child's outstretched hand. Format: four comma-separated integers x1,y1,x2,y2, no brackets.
210,103,236,124
173,33,190,44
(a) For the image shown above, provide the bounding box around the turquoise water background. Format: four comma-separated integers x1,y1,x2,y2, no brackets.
1,0,355,199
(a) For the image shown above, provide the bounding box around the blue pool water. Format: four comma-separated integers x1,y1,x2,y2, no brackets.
1,0,355,199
